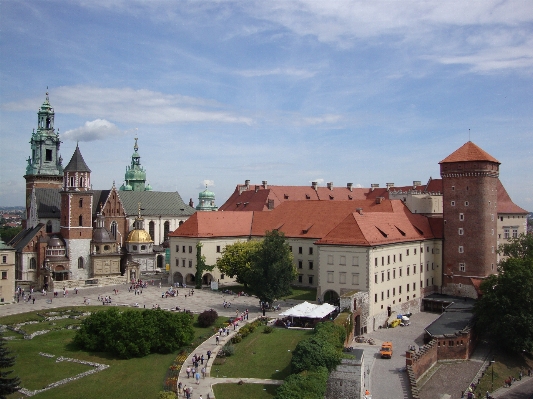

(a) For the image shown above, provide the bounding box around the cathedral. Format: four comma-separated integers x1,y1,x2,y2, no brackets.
9,93,196,290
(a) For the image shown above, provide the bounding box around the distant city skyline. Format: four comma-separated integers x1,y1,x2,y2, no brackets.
1,1,531,210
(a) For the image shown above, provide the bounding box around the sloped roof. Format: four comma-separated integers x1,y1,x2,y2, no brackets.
64,145,91,172
496,179,528,214
117,191,195,217
439,141,500,164
35,188,61,218
316,201,436,246
251,200,392,239
425,178,443,193
169,211,254,238
93,190,110,215
0,239,14,251
279,301,336,318
8,224,45,251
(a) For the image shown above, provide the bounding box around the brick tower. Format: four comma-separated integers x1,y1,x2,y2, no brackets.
440,141,500,298
24,92,63,224
60,144,92,280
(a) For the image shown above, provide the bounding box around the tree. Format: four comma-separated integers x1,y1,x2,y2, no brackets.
246,230,296,304
0,335,20,398
474,233,533,353
216,240,261,286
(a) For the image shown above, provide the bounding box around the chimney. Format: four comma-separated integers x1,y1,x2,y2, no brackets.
376,197,384,204
255,185,259,193
413,180,421,189
371,183,379,191
245,179,250,189
327,182,333,191
312,181,318,191
386,183,394,191
356,208,363,215
189,198,194,207
262,180,268,189
347,183,353,191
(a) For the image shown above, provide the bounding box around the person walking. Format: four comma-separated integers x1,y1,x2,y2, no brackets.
195,371,201,384
186,366,191,378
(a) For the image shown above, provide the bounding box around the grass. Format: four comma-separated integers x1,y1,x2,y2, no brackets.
0,307,230,399
473,350,533,397
214,383,278,399
214,326,312,380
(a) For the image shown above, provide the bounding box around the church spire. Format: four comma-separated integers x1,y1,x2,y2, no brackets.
120,137,150,191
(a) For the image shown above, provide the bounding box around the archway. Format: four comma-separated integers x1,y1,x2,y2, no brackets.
185,273,195,286
173,272,183,285
323,289,340,305
202,273,214,285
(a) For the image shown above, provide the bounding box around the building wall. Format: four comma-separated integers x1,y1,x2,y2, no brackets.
441,160,499,297
66,239,91,280
0,248,16,303
142,216,189,245
389,192,443,216
496,213,528,263
326,357,364,399
288,238,319,288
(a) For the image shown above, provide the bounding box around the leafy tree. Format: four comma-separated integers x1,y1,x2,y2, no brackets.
0,335,20,398
195,242,214,289
246,230,296,304
197,309,218,327
474,233,533,353
216,240,261,286
275,367,329,399
0,226,22,243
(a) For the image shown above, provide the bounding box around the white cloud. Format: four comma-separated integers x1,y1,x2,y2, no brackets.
301,114,342,126
237,67,317,78
312,178,325,185
200,180,215,189
63,119,123,142
3,86,254,125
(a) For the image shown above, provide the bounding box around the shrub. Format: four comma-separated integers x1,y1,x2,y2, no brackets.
231,333,242,344
221,342,235,357
158,391,177,399
197,309,218,327
263,325,274,334
275,367,329,399
239,328,250,338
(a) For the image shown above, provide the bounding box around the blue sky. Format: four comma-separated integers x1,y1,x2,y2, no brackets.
1,1,532,210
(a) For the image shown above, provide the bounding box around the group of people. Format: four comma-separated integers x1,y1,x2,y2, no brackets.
97,295,113,305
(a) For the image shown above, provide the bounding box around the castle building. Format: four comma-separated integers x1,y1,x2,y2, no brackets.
9,93,195,290
196,186,218,211
0,239,16,303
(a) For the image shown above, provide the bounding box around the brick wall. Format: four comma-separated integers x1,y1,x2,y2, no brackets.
406,339,438,399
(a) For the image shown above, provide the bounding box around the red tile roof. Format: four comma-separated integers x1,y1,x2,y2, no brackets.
439,141,500,164
496,179,528,214
169,211,254,238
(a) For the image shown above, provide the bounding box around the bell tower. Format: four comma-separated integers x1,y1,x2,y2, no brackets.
24,92,63,221
119,137,152,192
60,144,92,280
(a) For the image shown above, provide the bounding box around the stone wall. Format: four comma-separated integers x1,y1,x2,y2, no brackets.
435,328,475,360
326,356,364,399
405,339,438,399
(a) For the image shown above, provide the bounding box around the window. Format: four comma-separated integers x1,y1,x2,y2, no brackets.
407,266,410,276
289,246,292,252
189,260,192,268
393,269,396,279
399,267,402,277
387,255,390,264
78,257,84,269
308,276,313,284
352,274,359,285
2,256,6,264
387,270,390,280
374,258,378,267
393,287,395,296
216,246,221,253
176,245,179,252
298,260,303,269
175,259,179,266
414,248,417,255
149,221,155,240
459,213,464,221
399,254,402,262
327,255,333,265
308,261,314,270
104,245,110,251
420,247,423,254
504,228,510,239
381,272,384,282
79,198,83,208
500,216,503,221
459,246,464,253
451,201,455,206
393,254,396,263
413,265,417,274
1,271,7,280
451,186,455,191
78,215,83,226
491,214,494,221
45,149,53,162
513,229,518,238
464,201,469,206
132,245,138,251
46,220,52,233
309,247,313,255
182,259,186,267
339,272,346,284
459,263,465,272
327,272,334,283
111,221,117,239
491,246,495,253
381,256,384,266
413,282,416,290
340,256,346,265
387,289,390,298
70,176,75,187
141,245,146,251
458,228,464,235
189,246,193,253
375,294,378,303
220,274,225,279
182,246,186,253
399,285,402,294
298,247,302,254
374,274,378,284
163,221,170,241
298,275,303,283
381,292,384,301
352,256,359,266
407,283,410,292
406,249,410,256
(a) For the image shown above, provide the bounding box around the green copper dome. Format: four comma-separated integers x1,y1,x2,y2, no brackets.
120,137,151,191
196,185,218,211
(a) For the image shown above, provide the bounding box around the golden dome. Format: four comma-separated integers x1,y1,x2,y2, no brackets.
126,229,153,243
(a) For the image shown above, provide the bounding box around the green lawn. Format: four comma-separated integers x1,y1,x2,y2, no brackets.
0,307,229,399
214,383,278,399
220,285,317,302
214,326,312,380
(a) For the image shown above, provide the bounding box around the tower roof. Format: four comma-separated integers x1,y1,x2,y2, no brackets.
439,141,500,164
64,144,91,172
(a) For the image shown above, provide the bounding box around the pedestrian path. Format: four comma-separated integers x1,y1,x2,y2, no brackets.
177,316,283,398
491,374,532,398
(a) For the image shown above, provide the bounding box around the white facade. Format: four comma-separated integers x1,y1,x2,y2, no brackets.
289,238,319,287
66,239,91,280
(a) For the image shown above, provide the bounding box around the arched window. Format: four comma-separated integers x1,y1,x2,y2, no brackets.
79,177,84,188
46,220,53,233
149,221,155,241
78,215,83,226
164,221,170,241
30,258,37,270
78,257,84,269
70,176,75,187
111,221,117,239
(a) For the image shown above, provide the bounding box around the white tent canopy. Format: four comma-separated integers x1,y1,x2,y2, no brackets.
279,301,336,319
